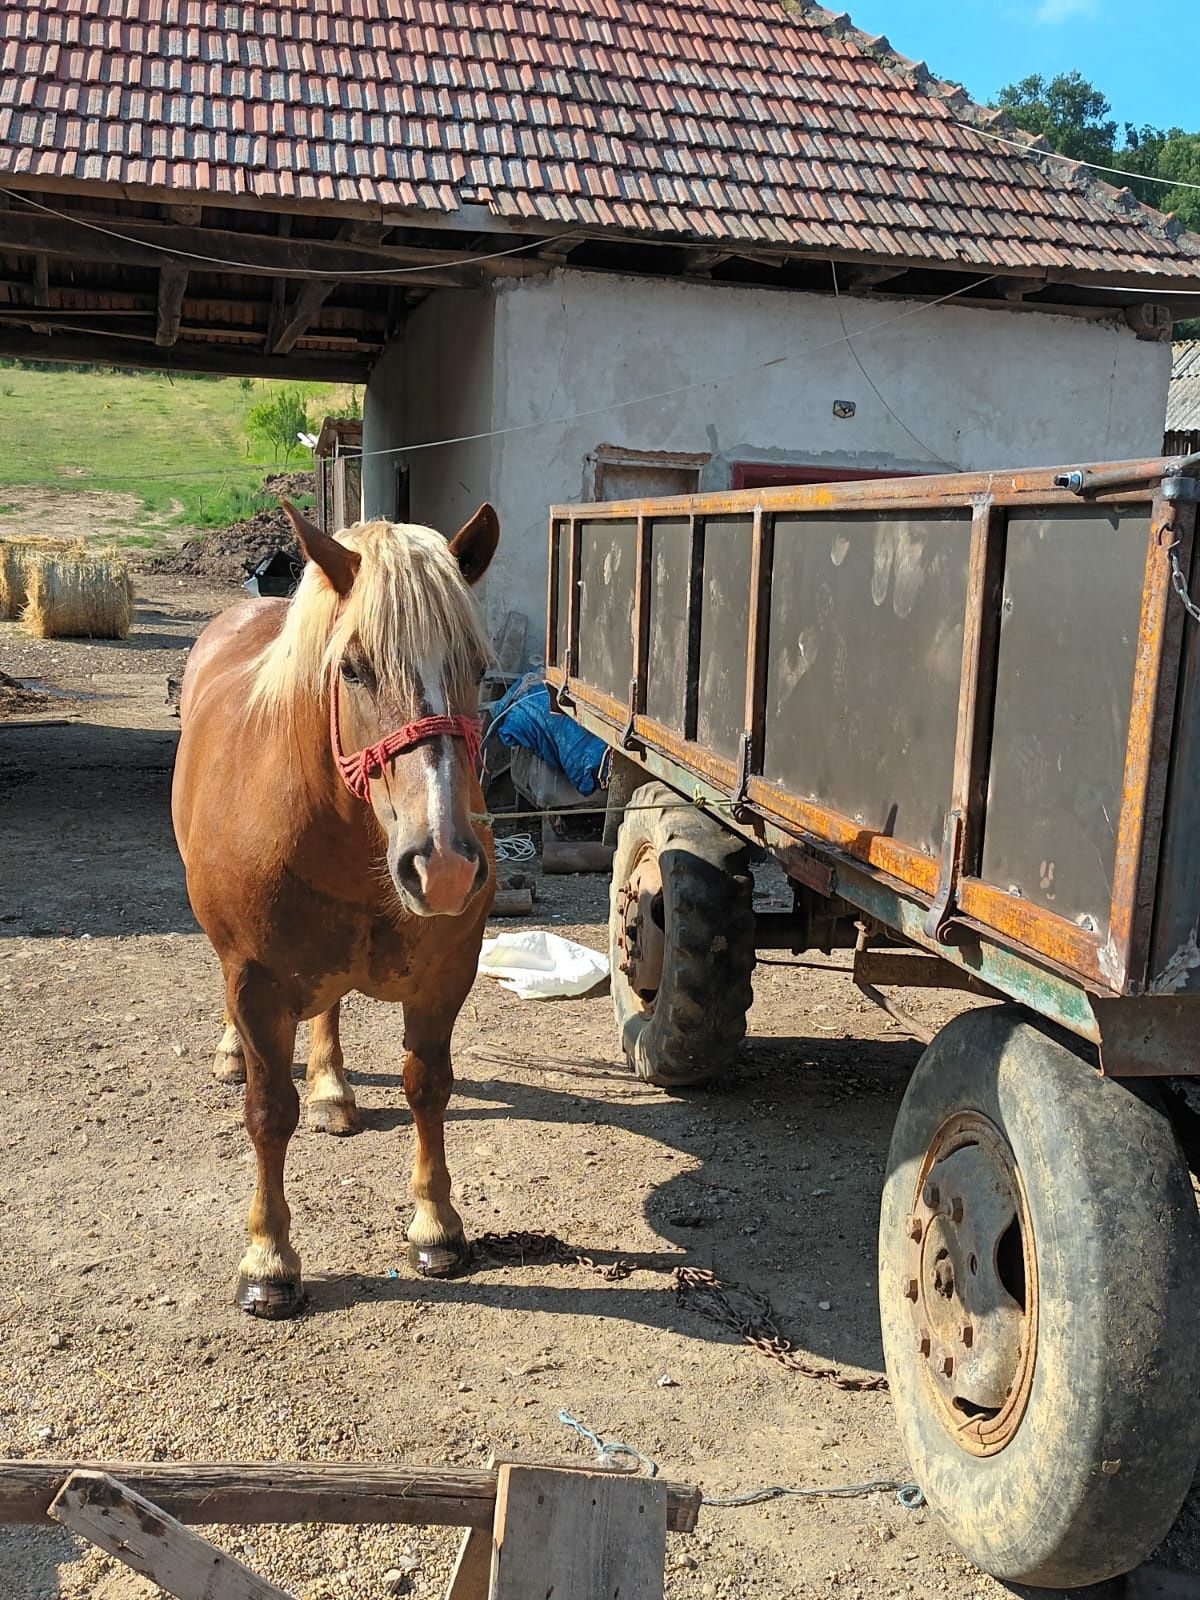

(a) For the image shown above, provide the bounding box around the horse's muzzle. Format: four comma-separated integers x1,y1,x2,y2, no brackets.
393,836,487,916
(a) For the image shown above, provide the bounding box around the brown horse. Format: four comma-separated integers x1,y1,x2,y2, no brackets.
172,501,498,1316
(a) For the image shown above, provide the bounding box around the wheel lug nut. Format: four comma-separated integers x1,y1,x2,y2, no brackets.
923,1181,940,1210
941,1354,954,1377
949,1197,963,1224
904,1277,919,1302
961,1324,973,1348
907,1216,923,1242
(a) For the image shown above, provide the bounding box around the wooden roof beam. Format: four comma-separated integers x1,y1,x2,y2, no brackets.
1001,276,1048,301
155,265,188,346
844,264,908,289
682,248,733,276
0,210,543,289
268,221,385,356
0,323,372,381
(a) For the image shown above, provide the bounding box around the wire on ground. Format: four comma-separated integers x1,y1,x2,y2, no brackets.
556,1409,925,1511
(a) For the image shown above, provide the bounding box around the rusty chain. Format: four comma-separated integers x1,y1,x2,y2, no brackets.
1170,544,1200,625
469,1231,887,1394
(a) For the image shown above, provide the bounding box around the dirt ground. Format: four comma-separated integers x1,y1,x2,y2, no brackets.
0,487,178,547
2,573,1198,1600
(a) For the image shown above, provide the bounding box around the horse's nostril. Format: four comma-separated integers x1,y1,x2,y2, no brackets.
392,845,425,892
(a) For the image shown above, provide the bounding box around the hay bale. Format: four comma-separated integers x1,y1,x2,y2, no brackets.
21,550,134,639
0,536,78,619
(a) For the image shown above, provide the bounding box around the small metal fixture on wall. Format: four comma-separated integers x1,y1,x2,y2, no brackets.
833,400,857,419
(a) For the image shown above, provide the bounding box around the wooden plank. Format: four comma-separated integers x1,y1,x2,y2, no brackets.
0,210,532,289
155,265,188,346
0,326,372,382
490,1464,667,1600
444,1527,492,1600
50,1471,295,1600
489,888,534,917
0,1460,701,1533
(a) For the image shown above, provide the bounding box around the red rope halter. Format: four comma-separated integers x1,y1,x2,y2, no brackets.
330,672,481,802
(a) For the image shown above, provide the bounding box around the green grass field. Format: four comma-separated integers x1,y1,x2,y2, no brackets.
0,366,357,547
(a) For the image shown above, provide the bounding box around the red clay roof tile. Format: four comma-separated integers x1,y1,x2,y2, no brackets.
0,0,1196,280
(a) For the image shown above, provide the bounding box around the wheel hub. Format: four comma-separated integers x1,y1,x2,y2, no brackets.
907,1112,1038,1455
615,847,665,1007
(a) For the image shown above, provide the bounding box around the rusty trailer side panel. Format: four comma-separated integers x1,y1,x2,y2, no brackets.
546,457,1200,1075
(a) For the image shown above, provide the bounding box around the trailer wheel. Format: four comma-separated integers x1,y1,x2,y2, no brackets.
879,1006,1200,1588
609,781,754,1087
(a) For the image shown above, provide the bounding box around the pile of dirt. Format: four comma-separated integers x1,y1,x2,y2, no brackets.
157,470,315,585
0,670,51,720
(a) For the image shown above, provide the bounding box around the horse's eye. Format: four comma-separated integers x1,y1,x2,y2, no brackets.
340,658,362,685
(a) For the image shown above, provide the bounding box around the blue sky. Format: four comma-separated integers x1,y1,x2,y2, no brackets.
839,2,1192,132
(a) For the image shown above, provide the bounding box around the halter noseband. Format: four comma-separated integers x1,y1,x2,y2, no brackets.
330,669,481,802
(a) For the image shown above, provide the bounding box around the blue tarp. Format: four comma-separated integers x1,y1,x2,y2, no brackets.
488,677,608,796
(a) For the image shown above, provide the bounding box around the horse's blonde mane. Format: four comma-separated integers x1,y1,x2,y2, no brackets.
249,519,489,717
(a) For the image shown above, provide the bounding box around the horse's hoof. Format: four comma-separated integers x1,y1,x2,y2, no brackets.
306,1098,359,1136
213,1052,247,1085
235,1275,305,1318
408,1239,469,1279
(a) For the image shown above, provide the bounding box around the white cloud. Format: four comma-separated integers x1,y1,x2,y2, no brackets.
1034,0,1099,21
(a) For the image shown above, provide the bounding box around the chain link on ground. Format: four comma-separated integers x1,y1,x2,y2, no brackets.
468,1230,887,1394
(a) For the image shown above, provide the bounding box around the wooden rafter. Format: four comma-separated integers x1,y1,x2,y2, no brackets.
268,221,385,356
0,324,374,381
0,209,546,289
845,264,908,289
155,264,188,346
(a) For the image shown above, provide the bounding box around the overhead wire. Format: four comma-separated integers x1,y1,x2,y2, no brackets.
828,260,958,469
344,269,999,470
952,119,1200,197
0,183,581,278
0,268,999,484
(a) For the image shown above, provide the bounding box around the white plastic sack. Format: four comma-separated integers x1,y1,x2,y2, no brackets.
477,929,609,999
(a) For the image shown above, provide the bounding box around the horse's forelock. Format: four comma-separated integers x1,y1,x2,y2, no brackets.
249,520,489,720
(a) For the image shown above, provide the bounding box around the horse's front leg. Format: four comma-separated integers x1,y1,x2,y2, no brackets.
402,1002,466,1278
305,1001,359,1135
227,966,302,1318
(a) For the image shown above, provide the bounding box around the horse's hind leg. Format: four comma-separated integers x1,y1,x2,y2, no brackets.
305,1001,359,1136
227,966,302,1318
402,1000,467,1278
213,1009,246,1084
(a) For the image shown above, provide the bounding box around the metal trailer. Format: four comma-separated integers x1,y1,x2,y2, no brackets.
545,454,1200,1590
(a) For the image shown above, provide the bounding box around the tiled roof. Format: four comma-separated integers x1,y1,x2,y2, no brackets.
2,0,1199,283
1168,342,1200,433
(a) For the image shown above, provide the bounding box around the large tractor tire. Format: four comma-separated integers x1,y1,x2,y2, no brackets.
879,1005,1200,1588
608,781,755,1088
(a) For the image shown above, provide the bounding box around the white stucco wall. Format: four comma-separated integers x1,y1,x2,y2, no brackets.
364,268,1172,653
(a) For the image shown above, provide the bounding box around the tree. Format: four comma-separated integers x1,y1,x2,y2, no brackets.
245,388,311,464
1155,133,1200,233
993,75,1200,336
995,72,1117,166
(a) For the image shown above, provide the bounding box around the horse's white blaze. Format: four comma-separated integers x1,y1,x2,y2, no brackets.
419,653,456,853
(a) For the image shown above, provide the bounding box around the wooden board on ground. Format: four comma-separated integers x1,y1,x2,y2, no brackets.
490,1464,668,1600
0,1459,702,1533
50,1470,295,1600
444,1526,492,1600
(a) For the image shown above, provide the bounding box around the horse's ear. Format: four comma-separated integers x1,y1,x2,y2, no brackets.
448,503,499,587
281,500,360,597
